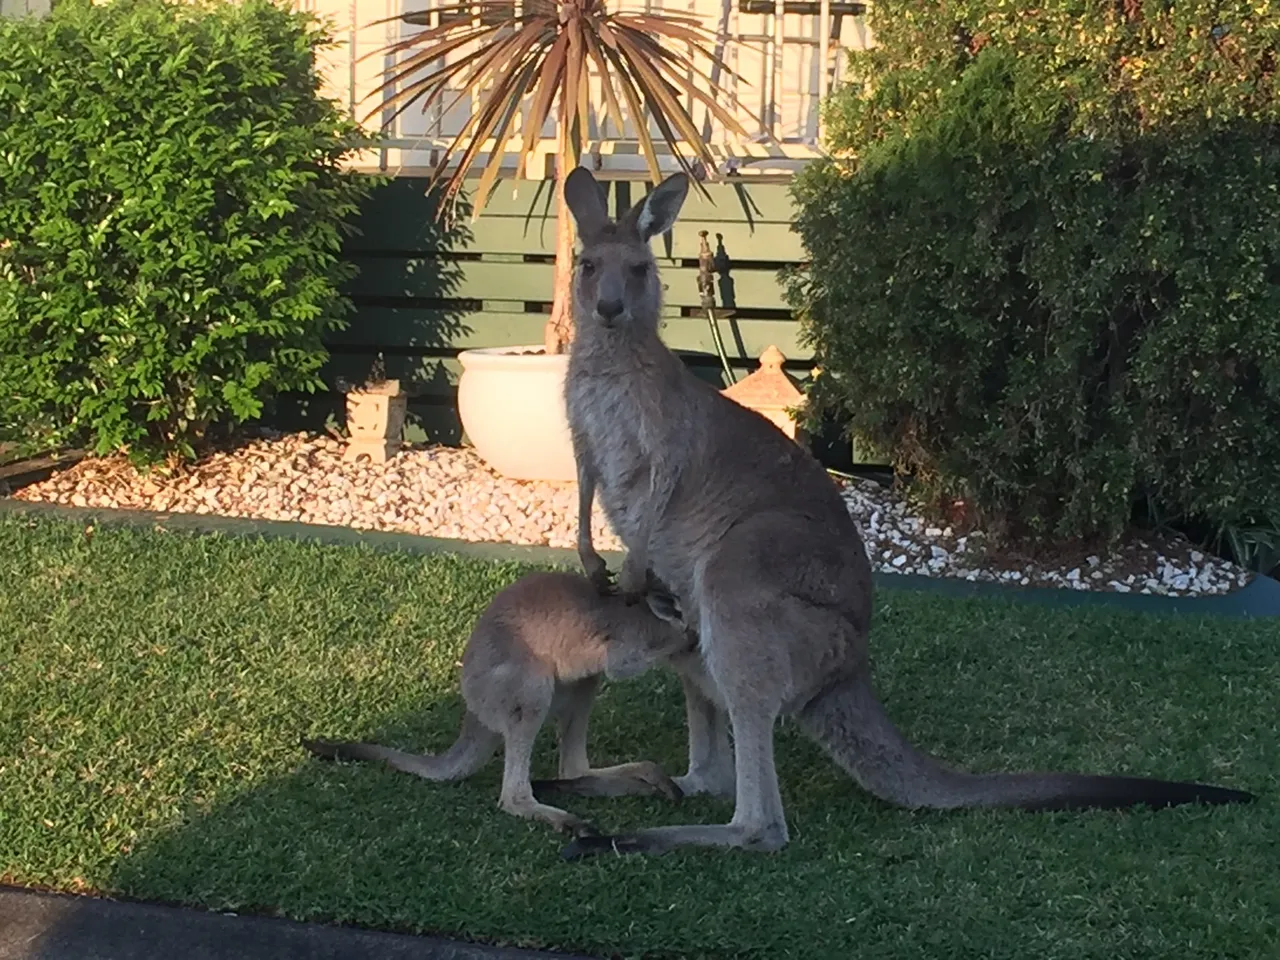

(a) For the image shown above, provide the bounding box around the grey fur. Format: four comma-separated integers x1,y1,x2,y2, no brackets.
559,167,1254,860
302,571,694,837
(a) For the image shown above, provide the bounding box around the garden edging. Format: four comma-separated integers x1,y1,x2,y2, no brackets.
4,497,1277,618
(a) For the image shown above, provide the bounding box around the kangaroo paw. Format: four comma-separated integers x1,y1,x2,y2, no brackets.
566,818,602,839
560,833,653,861
634,762,684,803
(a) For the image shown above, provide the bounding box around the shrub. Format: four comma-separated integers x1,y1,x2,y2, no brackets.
789,1,1280,544
0,0,378,463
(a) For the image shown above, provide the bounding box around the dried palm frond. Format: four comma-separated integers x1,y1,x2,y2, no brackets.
358,0,750,218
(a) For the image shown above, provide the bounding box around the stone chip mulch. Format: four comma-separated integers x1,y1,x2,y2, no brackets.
9,429,1253,598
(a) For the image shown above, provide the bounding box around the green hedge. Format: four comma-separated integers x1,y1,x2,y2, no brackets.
0,0,378,462
790,1,1280,546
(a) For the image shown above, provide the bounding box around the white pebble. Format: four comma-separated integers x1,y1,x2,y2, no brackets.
11,429,1254,601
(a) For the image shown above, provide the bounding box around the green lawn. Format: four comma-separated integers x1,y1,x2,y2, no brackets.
1,514,1276,959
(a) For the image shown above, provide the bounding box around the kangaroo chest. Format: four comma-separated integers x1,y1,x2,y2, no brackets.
565,360,673,542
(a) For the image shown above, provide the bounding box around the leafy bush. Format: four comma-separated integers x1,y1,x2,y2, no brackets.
0,0,378,462
790,1,1280,545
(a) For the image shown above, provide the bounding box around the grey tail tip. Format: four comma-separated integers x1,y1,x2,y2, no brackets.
1027,778,1256,813
1205,785,1257,806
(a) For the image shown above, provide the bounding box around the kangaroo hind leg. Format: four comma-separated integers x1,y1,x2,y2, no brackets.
498,689,601,838
561,586,792,859
671,663,736,800
533,676,683,802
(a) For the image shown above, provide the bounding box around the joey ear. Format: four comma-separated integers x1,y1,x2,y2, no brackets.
625,172,690,241
564,167,610,236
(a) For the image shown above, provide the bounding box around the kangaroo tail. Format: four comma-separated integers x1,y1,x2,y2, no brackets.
794,671,1254,812
301,710,499,782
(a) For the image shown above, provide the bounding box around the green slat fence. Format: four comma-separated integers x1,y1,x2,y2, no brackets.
272,175,871,467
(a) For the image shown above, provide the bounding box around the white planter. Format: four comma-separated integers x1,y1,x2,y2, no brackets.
456,346,577,483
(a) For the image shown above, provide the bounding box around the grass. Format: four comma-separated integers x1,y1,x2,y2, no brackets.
1,513,1277,959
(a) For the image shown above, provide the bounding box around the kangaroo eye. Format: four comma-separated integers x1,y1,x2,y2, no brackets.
630,262,649,279
578,258,596,276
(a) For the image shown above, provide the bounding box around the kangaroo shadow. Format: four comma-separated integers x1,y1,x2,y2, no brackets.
72,666,834,957
26,544,848,956
99,680,684,931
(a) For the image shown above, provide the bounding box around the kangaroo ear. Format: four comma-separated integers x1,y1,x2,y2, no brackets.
564,167,609,236
624,172,690,241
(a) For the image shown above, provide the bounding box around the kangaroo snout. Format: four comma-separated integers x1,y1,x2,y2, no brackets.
596,298,625,322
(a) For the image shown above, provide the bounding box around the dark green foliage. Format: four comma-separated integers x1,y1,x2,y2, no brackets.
789,1,1280,544
0,0,379,462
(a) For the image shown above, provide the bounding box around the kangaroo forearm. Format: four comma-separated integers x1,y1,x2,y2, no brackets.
574,453,609,586
575,455,596,552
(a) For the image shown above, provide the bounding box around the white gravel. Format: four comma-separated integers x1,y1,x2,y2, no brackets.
836,479,1249,596
10,429,1253,597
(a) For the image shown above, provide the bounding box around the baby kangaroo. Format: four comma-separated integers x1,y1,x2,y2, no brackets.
302,570,694,838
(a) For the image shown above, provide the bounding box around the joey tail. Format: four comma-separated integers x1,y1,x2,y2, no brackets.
301,710,499,782
795,671,1255,812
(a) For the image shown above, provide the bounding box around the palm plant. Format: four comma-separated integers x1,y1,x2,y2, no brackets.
360,0,748,353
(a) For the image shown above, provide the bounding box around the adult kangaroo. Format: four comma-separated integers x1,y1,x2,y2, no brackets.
557,166,1253,859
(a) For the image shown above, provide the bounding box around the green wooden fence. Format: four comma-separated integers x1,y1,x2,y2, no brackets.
276,174,858,460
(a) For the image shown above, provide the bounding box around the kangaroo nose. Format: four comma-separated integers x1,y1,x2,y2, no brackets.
597,299,624,321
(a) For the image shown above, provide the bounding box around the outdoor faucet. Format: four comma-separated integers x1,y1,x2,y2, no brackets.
697,230,716,312
697,229,735,384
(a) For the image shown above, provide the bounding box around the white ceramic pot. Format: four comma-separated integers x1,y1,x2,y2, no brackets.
456,345,578,482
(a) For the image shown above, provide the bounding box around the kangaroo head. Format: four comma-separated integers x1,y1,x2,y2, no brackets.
563,167,689,337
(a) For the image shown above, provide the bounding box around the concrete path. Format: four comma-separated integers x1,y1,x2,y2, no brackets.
0,887,595,960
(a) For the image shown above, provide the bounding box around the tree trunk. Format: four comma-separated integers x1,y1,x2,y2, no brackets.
544,171,575,355
544,186,575,354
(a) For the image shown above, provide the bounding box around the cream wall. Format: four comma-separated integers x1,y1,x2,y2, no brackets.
0,0,53,18
299,0,876,177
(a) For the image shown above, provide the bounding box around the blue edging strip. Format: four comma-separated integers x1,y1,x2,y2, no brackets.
2,497,1278,618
